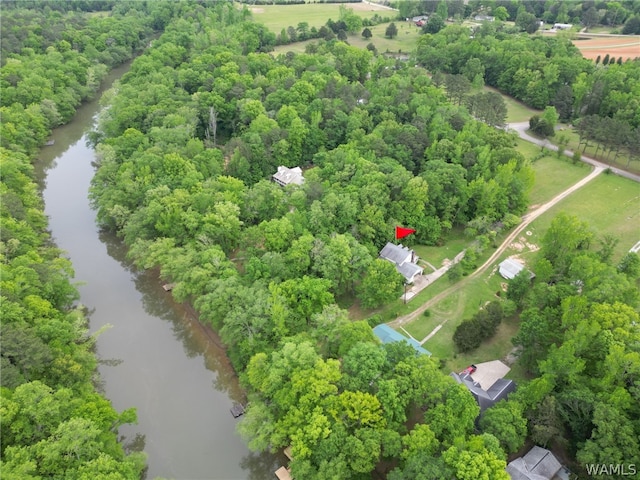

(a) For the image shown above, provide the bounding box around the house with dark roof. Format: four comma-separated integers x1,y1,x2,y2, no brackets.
450,360,515,412
373,324,431,356
379,243,424,284
507,446,571,480
272,166,304,187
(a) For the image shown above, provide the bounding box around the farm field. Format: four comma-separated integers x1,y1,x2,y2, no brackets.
571,34,640,61
242,1,395,32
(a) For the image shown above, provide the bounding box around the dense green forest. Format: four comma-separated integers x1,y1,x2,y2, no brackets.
0,1,179,478
2,1,639,479
415,24,640,165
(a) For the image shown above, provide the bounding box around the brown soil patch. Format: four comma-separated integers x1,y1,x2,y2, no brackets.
249,7,264,14
572,35,640,61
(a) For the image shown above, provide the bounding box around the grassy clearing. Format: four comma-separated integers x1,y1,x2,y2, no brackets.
484,86,540,123
412,228,467,269
407,265,503,346
272,22,422,56
525,172,640,262
245,2,394,33
528,154,591,207
346,21,422,54
445,313,521,374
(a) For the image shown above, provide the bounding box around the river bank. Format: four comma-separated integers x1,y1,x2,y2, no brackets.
35,56,281,480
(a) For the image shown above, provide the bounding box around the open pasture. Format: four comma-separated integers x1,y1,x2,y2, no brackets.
245,1,394,32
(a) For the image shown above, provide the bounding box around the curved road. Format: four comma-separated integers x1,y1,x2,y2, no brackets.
507,122,640,183
389,164,604,336
390,122,639,340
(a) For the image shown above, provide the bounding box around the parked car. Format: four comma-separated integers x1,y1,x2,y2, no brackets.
460,364,477,376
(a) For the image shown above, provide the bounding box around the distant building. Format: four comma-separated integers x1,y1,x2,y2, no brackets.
553,23,572,30
507,446,571,480
272,166,304,187
450,360,515,412
498,258,534,281
373,324,431,356
379,242,424,284
474,15,495,22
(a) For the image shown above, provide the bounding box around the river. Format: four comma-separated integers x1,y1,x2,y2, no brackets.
35,62,282,480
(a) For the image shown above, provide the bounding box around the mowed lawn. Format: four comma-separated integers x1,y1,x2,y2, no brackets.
527,153,591,207
525,172,640,262
484,86,540,123
244,1,395,32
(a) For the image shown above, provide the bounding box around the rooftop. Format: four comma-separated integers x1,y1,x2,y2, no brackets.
373,324,431,356
272,166,304,186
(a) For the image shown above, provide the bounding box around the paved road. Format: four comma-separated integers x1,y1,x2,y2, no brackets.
506,122,640,183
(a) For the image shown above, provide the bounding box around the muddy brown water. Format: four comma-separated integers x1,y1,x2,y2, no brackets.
35,61,282,480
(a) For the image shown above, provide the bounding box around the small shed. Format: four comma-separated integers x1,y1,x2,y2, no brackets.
499,258,534,281
373,324,431,356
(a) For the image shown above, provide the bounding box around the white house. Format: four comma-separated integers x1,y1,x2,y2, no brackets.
272,166,304,187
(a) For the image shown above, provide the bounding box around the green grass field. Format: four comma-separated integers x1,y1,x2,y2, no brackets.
526,172,640,262
272,22,422,56
527,154,591,207
244,2,395,33
345,21,422,54
484,86,540,123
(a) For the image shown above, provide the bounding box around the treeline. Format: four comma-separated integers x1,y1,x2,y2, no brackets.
396,0,640,33
275,5,391,45
88,3,538,478
575,114,640,165
0,2,175,478
416,25,640,157
506,214,640,475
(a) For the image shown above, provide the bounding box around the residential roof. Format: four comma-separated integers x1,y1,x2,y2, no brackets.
507,446,562,480
275,466,292,480
379,243,424,283
450,360,516,412
467,360,511,390
272,166,304,186
379,243,412,264
373,324,431,356
499,258,533,280
397,261,423,282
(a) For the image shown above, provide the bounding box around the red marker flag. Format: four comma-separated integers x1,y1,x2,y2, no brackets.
395,226,416,240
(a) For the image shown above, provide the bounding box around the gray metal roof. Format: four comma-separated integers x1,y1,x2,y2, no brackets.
507,446,563,480
379,242,412,265
499,258,525,280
